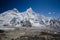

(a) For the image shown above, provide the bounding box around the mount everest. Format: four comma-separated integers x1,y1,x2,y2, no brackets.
0,8,60,34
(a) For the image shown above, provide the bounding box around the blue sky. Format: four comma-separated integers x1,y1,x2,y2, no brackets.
0,0,60,18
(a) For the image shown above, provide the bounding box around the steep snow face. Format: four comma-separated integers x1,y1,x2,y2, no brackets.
0,8,60,32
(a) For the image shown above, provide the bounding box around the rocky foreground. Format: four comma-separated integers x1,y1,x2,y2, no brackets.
0,27,60,40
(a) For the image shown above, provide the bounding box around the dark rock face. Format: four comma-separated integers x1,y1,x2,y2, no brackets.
21,21,32,27
10,17,20,25
0,30,5,33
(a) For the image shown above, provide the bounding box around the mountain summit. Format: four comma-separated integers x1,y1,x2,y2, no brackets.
26,7,33,12
0,8,60,33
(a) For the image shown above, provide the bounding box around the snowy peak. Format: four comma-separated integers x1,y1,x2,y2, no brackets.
12,8,19,13
13,8,18,11
1,8,21,18
2,8,19,14
26,7,33,13
24,7,36,17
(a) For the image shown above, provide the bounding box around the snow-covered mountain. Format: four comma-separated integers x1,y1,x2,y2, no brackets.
0,8,60,33
0,8,52,27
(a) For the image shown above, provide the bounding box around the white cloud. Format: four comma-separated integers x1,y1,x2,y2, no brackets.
48,12,56,15
48,12,51,14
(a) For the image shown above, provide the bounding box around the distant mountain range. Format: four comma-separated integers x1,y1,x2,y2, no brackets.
0,8,60,34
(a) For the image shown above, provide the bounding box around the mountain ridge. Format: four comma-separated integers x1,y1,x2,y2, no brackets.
0,8,60,33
